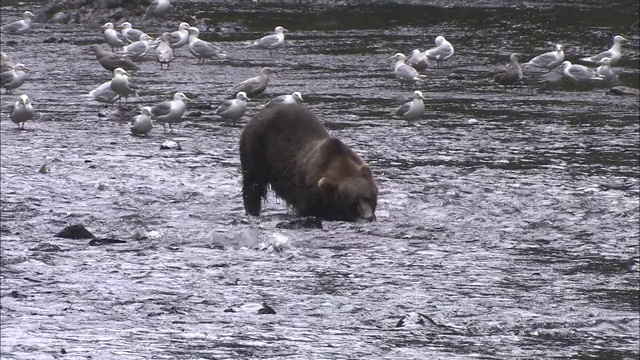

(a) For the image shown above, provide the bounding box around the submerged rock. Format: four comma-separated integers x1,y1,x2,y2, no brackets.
606,86,639,96
88,238,127,246
55,224,96,239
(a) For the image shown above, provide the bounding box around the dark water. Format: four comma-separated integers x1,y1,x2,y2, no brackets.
1,0,639,359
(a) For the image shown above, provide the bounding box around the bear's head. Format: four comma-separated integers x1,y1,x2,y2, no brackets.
318,164,378,222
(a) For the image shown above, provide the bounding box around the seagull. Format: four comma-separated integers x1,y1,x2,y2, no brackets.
1,63,30,94
579,35,630,65
250,26,288,57
169,22,191,54
1,51,16,73
130,107,154,136
187,27,227,64
395,90,425,121
88,81,119,107
216,92,249,125
1,11,36,35
123,34,154,59
561,61,603,84
595,57,616,81
8,94,34,129
91,45,138,72
525,44,564,71
118,22,145,43
389,53,424,84
232,67,276,98
407,49,428,72
101,22,126,52
264,91,303,108
494,53,523,85
110,68,139,106
424,36,454,68
144,0,171,19
156,32,174,70
149,92,191,131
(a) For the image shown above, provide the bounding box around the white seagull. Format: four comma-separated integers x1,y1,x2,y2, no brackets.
579,35,629,65
424,36,454,68
130,107,154,136
149,92,191,131
1,11,36,35
264,91,303,108
187,27,227,64
389,53,424,84
251,26,289,57
395,90,425,121
232,67,276,98
525,44,565,71
216,92,250,125
9,94,35,129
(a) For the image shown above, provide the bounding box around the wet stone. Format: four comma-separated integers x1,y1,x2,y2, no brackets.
447,72,465,80
224,302,276,315
55,224,96,239
606,86,640,96
160,141,182,150
88,238,127,246
29,243,63,252
276,217,323,230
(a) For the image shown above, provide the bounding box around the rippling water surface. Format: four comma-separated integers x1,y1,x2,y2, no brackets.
1,0,639,359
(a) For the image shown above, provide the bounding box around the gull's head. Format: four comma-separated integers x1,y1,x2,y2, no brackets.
19,94,30,106
237,92,250,101
613,35,629,44
118,22,132,30
140,106,153,116
561,60,572,69
597,57,612,65
24,11,36,19
261,67,276,76
292,91,303,103
13,63,30,72
389,53,406,61
187,26,200,36
114,67,131,77
510,53,521,61
178,22,190,30
275,26,289,33
434,35,445,45
101,22,114,30
174,92,192,102
413,90,424,100
139,34,152,41
555,44,564,52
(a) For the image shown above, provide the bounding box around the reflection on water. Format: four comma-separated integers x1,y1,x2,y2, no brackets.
0,0,638,359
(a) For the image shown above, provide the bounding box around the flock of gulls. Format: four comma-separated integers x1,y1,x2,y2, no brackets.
0,2,633,133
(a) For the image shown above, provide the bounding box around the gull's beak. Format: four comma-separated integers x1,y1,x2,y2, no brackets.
282,28,290,32
23,66,32,72
621,37,630,43
184,96,192,102
124,70,132,77
115,23,123,29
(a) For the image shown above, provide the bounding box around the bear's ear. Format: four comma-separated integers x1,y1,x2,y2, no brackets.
318,177,337,192
359,164,372,178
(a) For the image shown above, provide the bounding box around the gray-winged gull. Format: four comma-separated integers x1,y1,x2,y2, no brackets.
144,0,171,19
580,35,629,65
118,22,145,43
130,107,154,136
525,44,564,71
264,91,303,108
561,61,603,84
156,32,174,69
250,26,288,56
1,11,36,35
187,27,227,64
494,53,523,85
1,51,16,73
91,45,138,72
216,92,249,125
101,22,126,52
389,53,424,84
110,68,138,106
395,90,425,121
8,94,34,129
595,57,616,81
425,36,454,68
169,22,190,52
232,67,276,97
123,34,153,59
408,49,428,72
150,92,191,131
1,63,30,94
88,81,119,106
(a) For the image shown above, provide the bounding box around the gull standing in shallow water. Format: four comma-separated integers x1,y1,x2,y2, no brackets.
525,44,564,71
216,92,250,125
118,22,145,43
395,90,425,121
389,53,424,84
579,35,629,65
595,57,616,81
232,67,276,98
169,22,190,54
9,94,34,129
150,92,191,131
130,107,154,136
187,27,227,64
156,32,174,69
1,63,30,94
101,22,126,52
408,49,428,72
250,26,288,57
1,52,16,73
1,11,36,35
424,36,454,68
110,68,138,106
561,61,603,84
123,34,154,59
264,91,303,108
494,53,523,85
88,81,119,106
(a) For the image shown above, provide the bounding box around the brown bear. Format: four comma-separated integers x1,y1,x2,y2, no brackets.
239,104,378,222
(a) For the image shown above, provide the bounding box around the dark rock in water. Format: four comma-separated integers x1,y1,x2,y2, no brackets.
29,243,63,252
224,302,276,314
598,181,636,191
6,290,28,299
606,86,640,96
160,141,182,150
447,72,465,80
6,40,18,46
55,224,96,239
43,37,58,44
276,217,323,230
88,238,127,246
187,111,202,117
